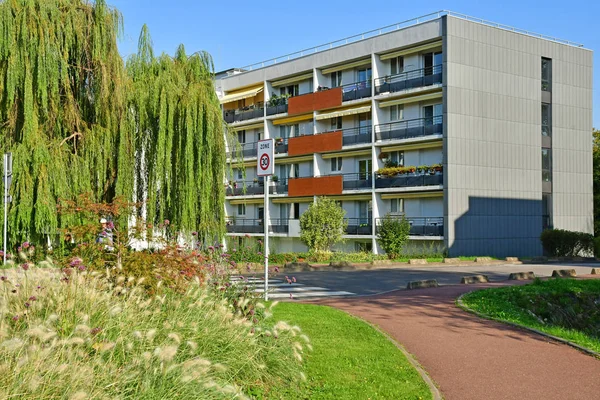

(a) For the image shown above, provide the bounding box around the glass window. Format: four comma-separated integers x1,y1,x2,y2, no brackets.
542,58,552,91
331,71,342,88
542,194,552,229
542,103,551,136
355,242,372,252
236,168,243,179
391,56,404,75
542,149,552,182
390,105,404,121
237,204,246,216
280,203,289,221
390,151,404,167
358,112,371,135
293,203,300,220
237,130,246,144
424,52,442,75
357,68,372,85
358,159,372,180
330,157,343,172
358,201,372,224
423,104,442,125
390,198,404,213
331,117,342,131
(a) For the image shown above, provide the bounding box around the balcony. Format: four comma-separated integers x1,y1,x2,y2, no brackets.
288,175,343,197
225,218,289,234
345,218,372,235
274,138,288,154
223,104,264,123
341,126,372,146
375,216,443,237
374,65,442,95
227,140,259,159
375,172,443,189
269,178,288,195
226,180,264,196
341,80,372,102
342,173,372,191
288,87,342,114
375,117,442,142
266,99,289,116
288,130,342,156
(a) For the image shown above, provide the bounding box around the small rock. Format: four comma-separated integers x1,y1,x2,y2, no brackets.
409,259,427,265
508,272,536,280
475,257,492,263
505,257,519,262
407,280,438,289
591,268,598,275
443,258,460,264
552,269,577,278
461,275,489,284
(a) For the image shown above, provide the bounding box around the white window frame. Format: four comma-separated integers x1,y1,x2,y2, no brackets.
331,116,342,131
331,71,342,88
391,56,404,75
390,198,404,214
237,204,246,216
330,157,343,173
390,105,404,121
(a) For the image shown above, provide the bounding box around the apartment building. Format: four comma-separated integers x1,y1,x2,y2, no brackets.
216,11,593,257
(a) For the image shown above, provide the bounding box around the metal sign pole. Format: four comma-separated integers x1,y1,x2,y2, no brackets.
257,139,273,301
263,175,269,301
3,154,7,265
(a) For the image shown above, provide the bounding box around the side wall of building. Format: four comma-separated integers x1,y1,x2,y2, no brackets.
445,17,593,257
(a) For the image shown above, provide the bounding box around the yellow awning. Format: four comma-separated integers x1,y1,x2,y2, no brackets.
230,122,263,131
380,41,442,60
379,91,442,108
272,72,313,87
327,194,372,201
272,113,313,125
380,140,442,152
316,105,371,121
272,196,314,204
322,59,371,75
229,198,264,205
322,149,372,159
274,155,313,164
381,191,443,200
228,160,256,168
220,86,264,104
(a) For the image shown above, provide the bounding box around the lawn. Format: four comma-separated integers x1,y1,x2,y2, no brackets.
461,278,600,353
264,302,433,400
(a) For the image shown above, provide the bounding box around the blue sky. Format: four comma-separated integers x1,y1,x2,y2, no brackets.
110,0,599,127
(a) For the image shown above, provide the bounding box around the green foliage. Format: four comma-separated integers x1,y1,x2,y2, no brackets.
540,229,594,257
0,1,225,247
595,237,600,258
462,279,600,352
299,197,347,253
377,213,411,259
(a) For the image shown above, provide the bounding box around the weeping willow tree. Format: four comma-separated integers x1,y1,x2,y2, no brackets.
0,1,225,247
126,26,225,243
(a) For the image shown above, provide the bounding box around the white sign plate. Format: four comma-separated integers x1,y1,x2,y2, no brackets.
257,139,274,177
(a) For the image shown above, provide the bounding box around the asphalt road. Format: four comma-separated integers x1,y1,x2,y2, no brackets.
258,262,600,296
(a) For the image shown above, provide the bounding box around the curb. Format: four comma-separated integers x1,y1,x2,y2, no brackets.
455,293,600,360
335,309,443,400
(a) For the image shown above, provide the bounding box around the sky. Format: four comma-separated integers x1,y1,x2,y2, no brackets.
110,0,599,127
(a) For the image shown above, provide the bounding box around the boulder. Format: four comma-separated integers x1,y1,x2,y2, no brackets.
406,280,438,289
552,269,577,278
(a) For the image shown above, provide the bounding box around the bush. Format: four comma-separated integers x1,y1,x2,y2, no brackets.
540,229,594,257
0,264,307,398
300,197,347,253
377,214,411,259
595,237,600,258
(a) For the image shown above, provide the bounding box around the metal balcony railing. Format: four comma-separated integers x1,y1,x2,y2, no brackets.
341,79,372,101
375,116,442,141
345,218,373,235
374,65,442,95
266,99,289,116
341,173,372,190
227,140,260,159
223,104,264,123
225,180,264,196
225,218,290,234
269,178,288,194
375,172,443,189
375,216,444,237
341,126,372,145
274,138,288,154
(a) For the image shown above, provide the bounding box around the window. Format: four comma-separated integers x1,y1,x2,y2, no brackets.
390,198,404,214
256,132,262,141
331,157,343,172
357,68,372,84
358,159,372,180
280,84,299,97
235,168,243,179
280,203,289,221
542,58,552,91
423,52,442,75
237,130,246,144
390,105,404,121
542,149,552,182
542,194,552,229
358,113,371,135
293,203,300,220
358,201,372,224
542,103,551,137
390,151,404,167
331,117,342,131
237,204,246,216
423,104,442,125
279,124,300,138
391,56,404,75
355,242,372,252
331,71,342,88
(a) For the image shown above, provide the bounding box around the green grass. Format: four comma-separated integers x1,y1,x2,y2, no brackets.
461,278,600,353
265,303,432,400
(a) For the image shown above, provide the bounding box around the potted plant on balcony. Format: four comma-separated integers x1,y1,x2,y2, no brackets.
275,137,284,145
253,177,258,184
431,163,443,173
417,165,429,174
272,175,279,183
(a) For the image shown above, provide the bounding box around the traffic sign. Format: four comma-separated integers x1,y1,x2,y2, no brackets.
257,139,274,176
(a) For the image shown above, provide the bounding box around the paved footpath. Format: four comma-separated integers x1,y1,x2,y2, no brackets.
317,278,600,400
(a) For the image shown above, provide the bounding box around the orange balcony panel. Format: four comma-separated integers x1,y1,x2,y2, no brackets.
287,87,342,115
288,176,343,197
288,131,342,156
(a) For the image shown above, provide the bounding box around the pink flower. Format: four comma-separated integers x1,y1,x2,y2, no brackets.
292,277,296,283
164,219,170,225
21,263,29,271
289,293,293,299
192,231,198,236
22,242,30,249
17,246,22,252
274,267,279,273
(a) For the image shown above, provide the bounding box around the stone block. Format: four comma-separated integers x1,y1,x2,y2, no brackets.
443,258,460,264
329,261,353,268
508,272,536,280
406,280,438,289
461,275,489,284
475,257,492,263
552,269,577,278
591,268,599,275
409,259,428,265
371,259,392,266
505,257,519,262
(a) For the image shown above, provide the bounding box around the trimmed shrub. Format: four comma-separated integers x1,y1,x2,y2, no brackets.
540,229,594,257
376,214,411,259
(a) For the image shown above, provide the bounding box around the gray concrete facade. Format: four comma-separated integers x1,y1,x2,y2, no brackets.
444,16,593,257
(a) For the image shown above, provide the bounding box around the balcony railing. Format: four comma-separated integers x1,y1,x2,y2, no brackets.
341,80,372,101
269,179,288,194
342,173,372,190
374,65,442,95
223,103,264,123
375,172,443,189
226,180,264,196
266,99,289,116
225,218,290,234
341,126,372,146
274,138,288,154
227,140,259,158
345,218,373,235
375,216,444,237
375,117,442,142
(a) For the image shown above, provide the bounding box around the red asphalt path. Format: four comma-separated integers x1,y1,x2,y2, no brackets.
318,279,600,400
